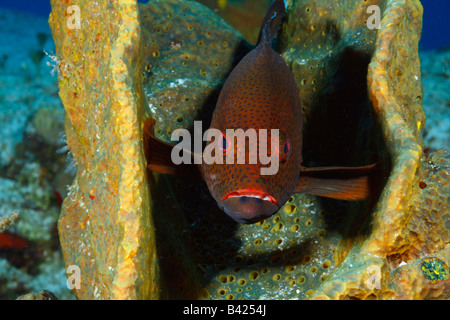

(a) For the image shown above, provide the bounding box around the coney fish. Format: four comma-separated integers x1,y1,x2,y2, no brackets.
144,0,375,224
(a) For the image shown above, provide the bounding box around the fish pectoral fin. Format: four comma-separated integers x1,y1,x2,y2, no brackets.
295,164,376,200
143,118,204,179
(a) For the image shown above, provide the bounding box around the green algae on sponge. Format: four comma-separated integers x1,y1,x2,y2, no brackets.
421,258,449,283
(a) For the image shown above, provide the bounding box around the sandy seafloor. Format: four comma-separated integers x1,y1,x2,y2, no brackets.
0,8,448,300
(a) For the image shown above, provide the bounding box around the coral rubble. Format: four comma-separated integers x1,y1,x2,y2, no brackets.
17,290,58,300
0,212,20,233
0,8,74,300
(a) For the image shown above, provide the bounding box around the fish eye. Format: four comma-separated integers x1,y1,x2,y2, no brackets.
278,139,292,164
220,132,231,154
283,139,292,158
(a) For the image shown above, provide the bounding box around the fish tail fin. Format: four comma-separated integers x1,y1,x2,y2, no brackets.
143,118,177,175
295,164,377,201
143,118,204,179
257,0,286,47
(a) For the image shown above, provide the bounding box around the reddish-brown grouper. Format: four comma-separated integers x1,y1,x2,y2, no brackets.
144,0,375,224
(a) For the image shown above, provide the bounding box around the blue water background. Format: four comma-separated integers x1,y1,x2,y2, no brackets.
0,0,448,51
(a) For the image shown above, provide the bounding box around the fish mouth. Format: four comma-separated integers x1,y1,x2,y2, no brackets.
222,190,278,206
220,189,279,224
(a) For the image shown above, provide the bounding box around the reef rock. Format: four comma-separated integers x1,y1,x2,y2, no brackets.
49,0,449,300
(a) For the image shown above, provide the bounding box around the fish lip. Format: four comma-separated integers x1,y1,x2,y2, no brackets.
223,209,267,224
222,190,278,206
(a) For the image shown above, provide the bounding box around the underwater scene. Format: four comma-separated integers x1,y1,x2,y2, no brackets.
0,0,448,300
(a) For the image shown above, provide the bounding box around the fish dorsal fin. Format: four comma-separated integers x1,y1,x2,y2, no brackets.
295,164,376,200
143,118,204,179
257,0,286,47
